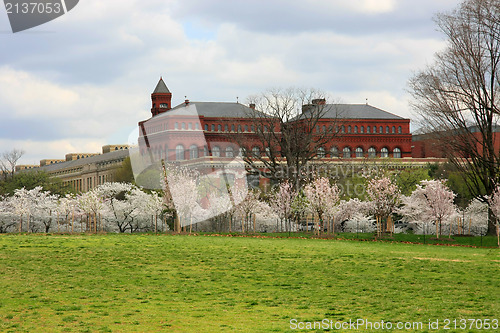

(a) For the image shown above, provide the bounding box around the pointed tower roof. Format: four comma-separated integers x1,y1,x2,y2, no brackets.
153,77,171,94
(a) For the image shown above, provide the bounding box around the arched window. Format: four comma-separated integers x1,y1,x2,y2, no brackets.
176,145,184,160
226,146,234,158
366,126,370,134
195,123,199,130
231,124,235,132
175,122,179,130
368,147,376,158
392,126,395,134
360,126,364,134
348,125,352,133
189,145,198,159
341,125,345,133
181,122,186,130
204,124,208,131
393,148,401,158
245,125,249,132
322,125,326,132
398,126,402,134
238,125,242,132
218,124,222,131
373,126,377,134
265,147,271,157
211,124,215,131
354,126,358,134
212,146,220,157
188,123,192,130
264,125,268,132
251,125,255,132
381,147,389,158
330,146,339,158
379,126,383,133
355,147,364,158
252,146,260,157
317,147,325,158
238,148,244,157
203,146,209,157
386,126,390,134
343,147,351,158
224,124,228,132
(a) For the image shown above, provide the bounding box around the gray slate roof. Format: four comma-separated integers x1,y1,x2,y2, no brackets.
36,149,129,173
153,78,171,94
166,102,405,120
170,102,262,118
317,104,405,120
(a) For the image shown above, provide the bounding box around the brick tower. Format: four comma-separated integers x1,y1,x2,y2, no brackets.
151,77,172,116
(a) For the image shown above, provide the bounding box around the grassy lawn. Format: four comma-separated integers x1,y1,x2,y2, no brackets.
0,234,498,332
259,232,499,248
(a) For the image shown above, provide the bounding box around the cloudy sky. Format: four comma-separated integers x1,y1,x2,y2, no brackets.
0,0,459,165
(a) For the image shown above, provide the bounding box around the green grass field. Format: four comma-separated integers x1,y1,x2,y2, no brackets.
0,234,498,332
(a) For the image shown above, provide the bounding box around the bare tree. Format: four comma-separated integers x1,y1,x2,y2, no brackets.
1,149,25,180
408,0,500,235
235,87,341,190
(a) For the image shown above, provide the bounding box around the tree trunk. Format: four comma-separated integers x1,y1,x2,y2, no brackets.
436,218,440,239
488,208,497,236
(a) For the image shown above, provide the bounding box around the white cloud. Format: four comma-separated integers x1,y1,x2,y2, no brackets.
0,66,79,118
0,0,460,163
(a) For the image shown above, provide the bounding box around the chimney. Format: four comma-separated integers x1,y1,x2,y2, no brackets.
185,99,190,106
249,103,256,110
312,98,326,105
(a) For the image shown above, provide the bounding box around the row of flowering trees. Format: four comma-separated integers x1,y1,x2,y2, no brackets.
271,175,498,244
1,166,499,245
0,183,165,233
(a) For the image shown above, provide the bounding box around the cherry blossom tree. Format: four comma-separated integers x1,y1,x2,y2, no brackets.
271,181,297,233
164,166,202,232
8,187,31,232
398,180,456,239
142,191,167,233
33,191,59,233
233,189,261,233
304,177,340,234
78,189,105,233
488,186,500,247
57,194,78,232
0,196,16,233
335,198,374,233
365,176,401,236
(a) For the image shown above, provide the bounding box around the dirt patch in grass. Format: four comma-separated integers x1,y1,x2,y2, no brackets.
413,257,471,262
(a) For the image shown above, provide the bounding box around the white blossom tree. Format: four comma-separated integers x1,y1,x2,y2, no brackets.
57,194,78,233
398,180,456,239
335,198,374,233
78,189,105,233
0,196,16,233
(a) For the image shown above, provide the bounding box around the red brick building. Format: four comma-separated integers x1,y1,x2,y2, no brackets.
138,78,412,162
411,126,500,158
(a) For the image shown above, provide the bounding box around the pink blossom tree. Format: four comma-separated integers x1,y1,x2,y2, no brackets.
365,176,401,237
304,177,340,234
488,185,500,247
271,181,297,233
